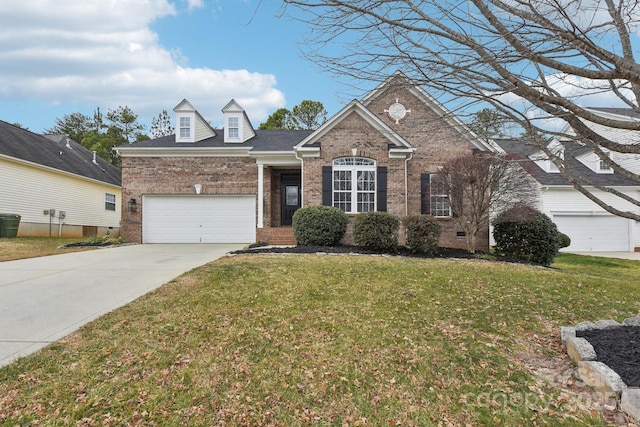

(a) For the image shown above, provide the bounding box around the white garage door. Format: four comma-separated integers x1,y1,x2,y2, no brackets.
553,214,630,252
143,195,255,243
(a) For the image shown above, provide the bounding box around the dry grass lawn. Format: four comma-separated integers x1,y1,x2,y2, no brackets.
1,252,639,425
0,237,106,262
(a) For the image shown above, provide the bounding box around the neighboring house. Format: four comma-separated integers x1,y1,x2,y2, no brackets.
0,120,122,237
495,107,640,252
117,72,496,249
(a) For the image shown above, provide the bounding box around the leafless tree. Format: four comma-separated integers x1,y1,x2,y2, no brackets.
436,153,538,253
283,0,640,221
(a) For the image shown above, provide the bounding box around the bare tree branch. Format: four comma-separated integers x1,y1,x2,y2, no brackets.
284,0,640,221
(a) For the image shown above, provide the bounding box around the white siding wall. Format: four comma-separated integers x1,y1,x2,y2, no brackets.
0,158,121,228
541,187,640,250
243,119,254,142
195,114,214,141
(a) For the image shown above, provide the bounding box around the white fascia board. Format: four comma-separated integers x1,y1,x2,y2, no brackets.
294,146,320,158
252,151,301,167
0,154,121,189
115,146,251,158
389,147,416,159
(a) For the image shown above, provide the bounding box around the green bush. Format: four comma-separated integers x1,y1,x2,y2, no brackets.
403,214,441,255
558,232,571,249
353,212,400,252
292,206,348,246
493,206,560,266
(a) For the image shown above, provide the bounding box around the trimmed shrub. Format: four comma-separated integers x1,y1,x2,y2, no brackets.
558,232,571,249
353,212,400,252
292,206,348,246
403,214,441,254
493,206,560,266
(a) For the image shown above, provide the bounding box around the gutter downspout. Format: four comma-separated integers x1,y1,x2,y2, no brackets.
294,149,304,208
404,151,414,216
257,163,264,228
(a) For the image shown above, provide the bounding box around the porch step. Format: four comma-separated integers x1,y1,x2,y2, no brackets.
269,227,297,245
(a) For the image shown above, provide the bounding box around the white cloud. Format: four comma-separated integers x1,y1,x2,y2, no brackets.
184,0,205,11
492,72,637,133
0,0,286,130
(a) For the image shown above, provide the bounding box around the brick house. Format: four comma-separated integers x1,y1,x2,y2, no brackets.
117,72,496,249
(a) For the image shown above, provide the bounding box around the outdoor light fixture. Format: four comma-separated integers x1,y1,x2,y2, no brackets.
194,184,202,195
128,198,137,212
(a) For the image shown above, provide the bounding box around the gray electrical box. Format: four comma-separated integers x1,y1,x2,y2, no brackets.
59,211,66,219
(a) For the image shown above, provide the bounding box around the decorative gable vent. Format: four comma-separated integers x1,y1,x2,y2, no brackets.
222,99,256,143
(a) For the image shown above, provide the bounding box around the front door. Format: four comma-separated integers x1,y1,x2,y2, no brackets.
281,174,301,226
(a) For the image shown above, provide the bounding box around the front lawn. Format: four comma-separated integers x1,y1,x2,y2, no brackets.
1,253,638,425
0,237,98,261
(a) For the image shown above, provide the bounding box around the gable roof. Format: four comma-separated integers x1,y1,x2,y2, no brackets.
587,107,640,120
0,120,121,186
494,138,639,187
117,129,314,157
362,71,501,153
295,99,415,155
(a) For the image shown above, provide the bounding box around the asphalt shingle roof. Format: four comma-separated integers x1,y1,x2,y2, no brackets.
130,129,314,151
0,120,121,186
494,138,638,187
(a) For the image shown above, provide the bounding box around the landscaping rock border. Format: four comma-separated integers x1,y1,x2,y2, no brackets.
562,317,640,422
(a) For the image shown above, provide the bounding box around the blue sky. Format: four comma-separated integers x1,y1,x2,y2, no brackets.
0,0,356,134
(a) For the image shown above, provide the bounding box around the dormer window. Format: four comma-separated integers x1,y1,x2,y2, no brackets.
173,99,215,143
597,152,614,173
179,117,191,139
599,160,611,171
222,99,255,143
228,117,239,139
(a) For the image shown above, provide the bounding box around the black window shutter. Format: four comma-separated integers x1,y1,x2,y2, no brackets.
421,173,431,215
322,166,332,206
376,166,387,212
451,186,462,218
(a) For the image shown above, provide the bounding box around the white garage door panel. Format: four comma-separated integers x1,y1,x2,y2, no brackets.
143,196,255,243
554,215,630,252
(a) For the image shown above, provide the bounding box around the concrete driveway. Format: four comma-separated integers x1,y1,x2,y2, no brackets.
0,243,244,368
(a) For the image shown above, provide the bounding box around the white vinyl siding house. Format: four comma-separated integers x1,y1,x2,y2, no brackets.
495,110,640,252
0,155,121,237
540,187,640,252
0,122,122,237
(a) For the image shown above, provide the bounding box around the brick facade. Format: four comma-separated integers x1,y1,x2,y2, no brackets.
301,83,489,251
121,156,258,243
120,73,491,251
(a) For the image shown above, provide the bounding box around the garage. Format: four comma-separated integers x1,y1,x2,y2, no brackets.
553,214,631,252
142,195,256,243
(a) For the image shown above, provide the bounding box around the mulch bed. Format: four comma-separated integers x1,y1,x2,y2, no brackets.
577,326,640,387
231,244,535,265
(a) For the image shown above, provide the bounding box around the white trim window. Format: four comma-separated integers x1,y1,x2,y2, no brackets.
105,193,116,211
228,117,239,139
179,117,191,139
597,152,613,173
429,174,451,217
333,157,376,213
